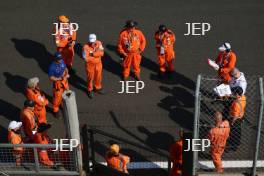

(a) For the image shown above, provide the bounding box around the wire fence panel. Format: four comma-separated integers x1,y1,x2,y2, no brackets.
195,75,263,174
88,128,170,176
0,144,79,175
257,79,264,174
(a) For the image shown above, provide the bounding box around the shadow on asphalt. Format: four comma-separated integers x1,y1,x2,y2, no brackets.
3,72,27,95
11,38,52,74
0,99,21,143
0,124,8,143
109,111,145,145
137,126,175,151
105,44,123,79
74,42,83,59
0,99,20,122
158,84,195,131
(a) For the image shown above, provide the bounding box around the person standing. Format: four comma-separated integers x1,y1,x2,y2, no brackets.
82,34,104,98
215,42,237,83
26,77,49,124
117,20,146,81
170,130,183,176
229,68,247,95
33,123,54,166
208,112,230,173
8,121,24,166
48,52,69,118
155,24,175,76
54,15,77,72
20,100,38,142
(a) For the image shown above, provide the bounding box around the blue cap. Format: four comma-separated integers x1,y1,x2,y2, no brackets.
54,52,62,60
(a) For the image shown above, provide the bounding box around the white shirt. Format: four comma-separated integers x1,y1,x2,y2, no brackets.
229,72,247,94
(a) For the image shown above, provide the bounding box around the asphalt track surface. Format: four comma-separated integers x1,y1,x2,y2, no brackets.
0,0,264,167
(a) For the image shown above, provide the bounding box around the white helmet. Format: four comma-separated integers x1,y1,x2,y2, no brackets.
218,42,231,52
8,121,22,130
88,34,97,43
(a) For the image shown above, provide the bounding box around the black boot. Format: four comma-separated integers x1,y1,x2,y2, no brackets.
95,89,105,95
87,91,94,99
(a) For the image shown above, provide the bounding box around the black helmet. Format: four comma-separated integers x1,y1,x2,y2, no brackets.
24,100,35,108
159,24,167,32
125,20,138,28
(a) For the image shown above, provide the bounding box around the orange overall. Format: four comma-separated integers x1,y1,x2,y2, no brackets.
55,27,76,67
83,41,104,91
20,107,38,140
26,87,48,124
105,152,130,173
215,51,236,83
8,130,24,166
53,78,69,113
170,139,183,176
230,95,246,120
118,28,146,79
33,132,54,166
208,120,230,172
155,29,175,73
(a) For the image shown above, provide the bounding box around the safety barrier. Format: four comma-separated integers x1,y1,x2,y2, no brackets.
0,143,80,175
193,74,264,175
83,126,170,176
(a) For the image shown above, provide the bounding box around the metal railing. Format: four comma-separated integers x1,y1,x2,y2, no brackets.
193,74,264,175
84,126,170,176
0,143,79,175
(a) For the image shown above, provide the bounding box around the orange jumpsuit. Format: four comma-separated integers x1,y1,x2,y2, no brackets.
105,152,130,173
155,29,175,73
8,130,24,166
20,107,38,140
118,28,146,79
230,95,246,120
170,139,183,176
26,87,48,124
33,132,54,166
215,51,236,83
83,41,104,91
55,27,77,67
53,78,69,113
208,120,230,172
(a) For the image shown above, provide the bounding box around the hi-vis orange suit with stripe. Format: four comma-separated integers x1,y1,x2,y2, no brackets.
26,87,48,124
82,40,104,91
208,120,230,172
215,51,236,83
170,139,183,176
118,28,146,79
155,29,175,73
54,26,77,67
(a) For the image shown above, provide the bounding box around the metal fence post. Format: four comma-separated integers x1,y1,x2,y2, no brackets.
192,74,201,176
168,158,171,173
33,147,40,173
89,130,95,166
252,77,264,176
82,124,90,174
62,90,83,174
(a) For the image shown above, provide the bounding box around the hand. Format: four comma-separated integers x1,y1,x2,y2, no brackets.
123,53,128,57
45,99,49,106
56,77,62,81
